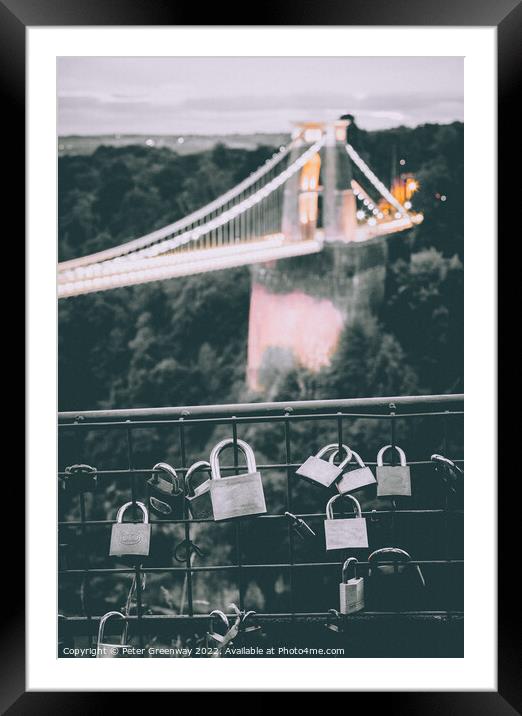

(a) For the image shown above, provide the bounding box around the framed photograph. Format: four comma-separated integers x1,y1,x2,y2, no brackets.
10,0,513,705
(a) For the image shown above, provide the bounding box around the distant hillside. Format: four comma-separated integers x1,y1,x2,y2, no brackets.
58,133,291,157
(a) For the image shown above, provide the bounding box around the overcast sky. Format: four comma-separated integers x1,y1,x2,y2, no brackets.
58,57,463,136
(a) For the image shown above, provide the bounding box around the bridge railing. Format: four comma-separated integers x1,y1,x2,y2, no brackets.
58,394,464,657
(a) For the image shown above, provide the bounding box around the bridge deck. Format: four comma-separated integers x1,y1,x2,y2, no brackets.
58,235,323,298
58,215,414,298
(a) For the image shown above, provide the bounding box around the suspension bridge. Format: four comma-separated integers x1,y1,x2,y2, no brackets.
58,119,423,299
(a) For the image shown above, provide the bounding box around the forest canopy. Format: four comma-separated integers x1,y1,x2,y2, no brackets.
58,120,463,414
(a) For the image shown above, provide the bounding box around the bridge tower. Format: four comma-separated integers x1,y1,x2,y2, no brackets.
247,118,387,395
282,119,357,244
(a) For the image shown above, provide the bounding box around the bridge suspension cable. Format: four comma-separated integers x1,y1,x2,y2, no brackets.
58,137,325,295
351,179,381,217
58,138,299,272
345,143,410,217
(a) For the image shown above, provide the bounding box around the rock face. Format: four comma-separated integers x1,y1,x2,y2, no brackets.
246,239,388,395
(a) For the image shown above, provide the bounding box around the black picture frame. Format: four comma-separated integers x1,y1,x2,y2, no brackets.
9,0,515,707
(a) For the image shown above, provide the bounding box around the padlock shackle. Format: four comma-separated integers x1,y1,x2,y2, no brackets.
316,443,352,467
368,548,426,587
185,460,211,497
376,444,407,467
342,557,359,582
97,610,127,645
209,438,257,480
326,493,362,520
151,462,182,495
329,448,365,469
209,609,230,630
116,500,149,524
368,547,411,562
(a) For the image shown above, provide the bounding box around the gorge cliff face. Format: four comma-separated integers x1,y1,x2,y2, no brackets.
247,238,389,396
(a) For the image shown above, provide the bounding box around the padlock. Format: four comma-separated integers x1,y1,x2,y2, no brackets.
206,609,241,656
325,608,344,633
366,547,426,611
324,493,368,550
185,460,214,520
284,511,317,541
431,454,463,495
240,610,262,635
206,609,230,653
109,501,151,559
146,462,183,518
61,464,97,494
296,443,352,488
96,611,130,658
229,606,265,648
208,438,267,521
339,557,365,614
376,445,412,497
331,449,376,494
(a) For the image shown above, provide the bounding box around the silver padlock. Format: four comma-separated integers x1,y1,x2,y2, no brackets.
96,611,130,658
331,449,376,494
185,460,214,519
324,493,368,550
376,445,411,496
339,557,365,614
109,501,151,559
209,438,267,521
296,443,353,488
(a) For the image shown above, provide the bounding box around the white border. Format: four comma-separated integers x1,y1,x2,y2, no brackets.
27,26,496,691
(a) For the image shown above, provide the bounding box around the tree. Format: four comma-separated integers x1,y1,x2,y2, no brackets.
325,318,419,399
382,249,464,393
